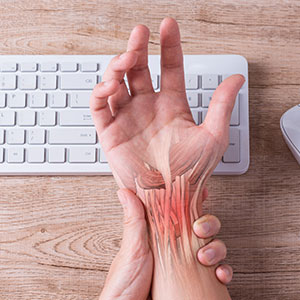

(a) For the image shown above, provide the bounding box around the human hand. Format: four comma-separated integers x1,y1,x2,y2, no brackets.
99,187,232,300
90,17,245,193
92,17,243,300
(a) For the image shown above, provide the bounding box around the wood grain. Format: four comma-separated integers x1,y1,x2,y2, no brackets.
0,0,300,299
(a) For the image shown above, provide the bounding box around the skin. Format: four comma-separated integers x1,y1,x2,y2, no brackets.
90,18,244,192
99,187,232,300
90,17,244,300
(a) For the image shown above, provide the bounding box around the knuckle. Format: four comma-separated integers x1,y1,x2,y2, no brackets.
107,56,122,71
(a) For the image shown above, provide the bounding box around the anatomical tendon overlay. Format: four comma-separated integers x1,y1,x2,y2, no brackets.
132,128,231,300
107,119,232,299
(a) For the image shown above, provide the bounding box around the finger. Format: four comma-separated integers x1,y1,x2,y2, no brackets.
102,51,138,110
202,187,208,202
160,17,185,94
90,79,120,133
197,239,227,266
126,24,154,96
193,214,221,238
203,74,245,146
216,264,233,285
108,80,130,116
102,51,138,82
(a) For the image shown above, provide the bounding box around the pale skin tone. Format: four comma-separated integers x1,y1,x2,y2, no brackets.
99,187,231,300
90,17,244,300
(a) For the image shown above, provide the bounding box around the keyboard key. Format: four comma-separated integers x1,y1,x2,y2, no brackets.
7,147,24,163
201,110,208,123
99,149,108,163
81,62,98,72
20,62,37,72
0,55,248,175
7,129,25,144
70,92,92,108
191,110,199,125
61,62,78,72
185,74,198,89
124,76,129,90
99,148,108,163
60,110,93,126
40,74,57,90
8,93,26,108
223,128,240,163
202,74,219,89
39,111,56,126
202,91,214,107
40,62,57,72
203,93,240,125
28,92,46,108
28,129,45,144
0,93,6,107
69,147,96,163
18,111,36,126
186,92,199,107
48,128,96,144
1,62,17,72
0,74,17,90
230,95,240,126
48,93,67,108
49,147,65,163
27,147,45,163
0,129,4,144
0,111,15,126
60,74,97,90
221,74,231,82
151,74,159,90
19,74,37,90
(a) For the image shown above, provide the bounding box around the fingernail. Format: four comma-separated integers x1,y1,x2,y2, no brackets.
200,222,210,234
194,220,210,235
222,267,231,277
203,248,216,263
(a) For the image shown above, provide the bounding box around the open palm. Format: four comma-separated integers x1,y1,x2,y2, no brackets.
90,18,244,194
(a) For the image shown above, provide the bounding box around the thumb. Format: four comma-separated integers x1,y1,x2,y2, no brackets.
117,189,148,248
203,74,245,145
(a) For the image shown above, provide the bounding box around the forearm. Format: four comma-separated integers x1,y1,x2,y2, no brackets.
136,172,230,300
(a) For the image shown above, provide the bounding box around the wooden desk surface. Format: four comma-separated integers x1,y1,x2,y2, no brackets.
0,0,300,299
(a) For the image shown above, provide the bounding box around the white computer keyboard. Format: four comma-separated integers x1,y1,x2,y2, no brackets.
0,55,249,175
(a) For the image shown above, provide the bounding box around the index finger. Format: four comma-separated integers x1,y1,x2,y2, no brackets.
126,25,154,96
